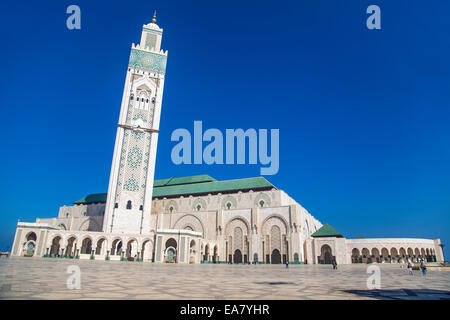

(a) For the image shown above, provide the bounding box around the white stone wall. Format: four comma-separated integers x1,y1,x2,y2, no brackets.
12,187,444,264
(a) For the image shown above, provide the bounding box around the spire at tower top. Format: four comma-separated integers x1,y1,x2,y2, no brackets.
152,11,157,23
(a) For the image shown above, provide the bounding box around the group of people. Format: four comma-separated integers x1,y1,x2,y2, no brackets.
406,262,427,275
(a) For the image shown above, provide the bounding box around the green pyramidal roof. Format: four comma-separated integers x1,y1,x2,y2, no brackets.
311,224,343,238
73,175,274,204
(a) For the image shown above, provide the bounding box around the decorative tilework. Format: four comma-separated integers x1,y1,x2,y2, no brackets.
132,112,148,123
129,49,167,73
124,176,139,192
127,146,143,169
131,131,144,142
145,33,157,50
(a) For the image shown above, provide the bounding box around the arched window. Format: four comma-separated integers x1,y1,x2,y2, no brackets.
126,200,132,210
259,200,265,208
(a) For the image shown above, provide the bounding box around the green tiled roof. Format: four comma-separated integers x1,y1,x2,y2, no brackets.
311,224,343,238
152,177,272,198
73,175,274,204
73,193,108,204
154,174,216,187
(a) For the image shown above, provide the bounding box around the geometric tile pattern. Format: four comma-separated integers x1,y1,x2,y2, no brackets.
129,49,167,73
115,96,154,204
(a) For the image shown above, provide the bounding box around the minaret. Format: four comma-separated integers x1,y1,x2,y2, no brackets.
103,13,168,234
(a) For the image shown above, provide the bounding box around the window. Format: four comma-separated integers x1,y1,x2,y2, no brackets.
226,202,232,210
259,200,265,208
126,201,132,210
169,206,174,213
139,205,143,211
196,204,201,211
114,203,118,208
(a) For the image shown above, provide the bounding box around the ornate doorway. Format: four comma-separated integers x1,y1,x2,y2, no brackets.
233,249,242,263
271,249,281,264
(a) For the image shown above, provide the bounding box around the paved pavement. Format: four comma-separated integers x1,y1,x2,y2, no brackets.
0,257,449,300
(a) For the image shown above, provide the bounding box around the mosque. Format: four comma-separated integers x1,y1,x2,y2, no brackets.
11,14,444,265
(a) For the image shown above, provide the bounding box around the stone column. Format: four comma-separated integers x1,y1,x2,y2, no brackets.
251,208,259,263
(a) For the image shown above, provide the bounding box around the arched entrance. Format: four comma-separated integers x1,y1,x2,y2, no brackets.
24,232,37,257
111,239,123,256
95,238,106,255
141,240,153,261
204,244,210,262
372,248,380,263
65,236,77,257
165,238,177,263
271,249,281,264
189,240,196,264
233,249,242,264
213,245,218,263
381,248,389,263
81,238,92,254
361,248,370,263
320,245,333,264
126,239,138,261
391,248,399,263
50,236,62,256
352,248,360,263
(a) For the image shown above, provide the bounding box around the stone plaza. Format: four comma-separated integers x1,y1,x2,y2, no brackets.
1,257,449,300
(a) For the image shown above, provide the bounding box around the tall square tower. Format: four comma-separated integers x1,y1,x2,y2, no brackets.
103,13,168,234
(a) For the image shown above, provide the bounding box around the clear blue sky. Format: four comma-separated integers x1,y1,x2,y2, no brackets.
0,0,449,258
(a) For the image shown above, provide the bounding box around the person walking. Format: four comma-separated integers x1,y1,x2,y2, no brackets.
332,258,337,270
420,262,427,276
286,260,289,268
407,262,413,275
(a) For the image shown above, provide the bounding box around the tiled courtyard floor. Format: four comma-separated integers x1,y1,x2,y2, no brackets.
0,257,449,300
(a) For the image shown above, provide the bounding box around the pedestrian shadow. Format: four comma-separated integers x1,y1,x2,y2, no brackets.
343,289,450,300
